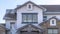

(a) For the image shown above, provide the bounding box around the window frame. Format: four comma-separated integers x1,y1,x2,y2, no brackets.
50,19,56,26
43,16,47,21
48,28,58,34
22,13,38,24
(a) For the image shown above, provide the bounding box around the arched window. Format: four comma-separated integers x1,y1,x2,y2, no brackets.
52,20,54,24
29,5,31,9
27,4,33,10
50,19,56,26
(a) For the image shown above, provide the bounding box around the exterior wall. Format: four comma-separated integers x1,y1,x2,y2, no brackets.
5,20,16,29
40,20,60,34
16,3,43,29
5,20,16,34
44,15,60,20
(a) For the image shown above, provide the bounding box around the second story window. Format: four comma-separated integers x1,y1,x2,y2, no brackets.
22,13,38,24
43,16,47,21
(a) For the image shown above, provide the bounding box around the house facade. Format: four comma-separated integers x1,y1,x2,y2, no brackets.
3,1,60,34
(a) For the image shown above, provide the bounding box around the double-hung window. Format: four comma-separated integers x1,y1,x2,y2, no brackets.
22,13,38,24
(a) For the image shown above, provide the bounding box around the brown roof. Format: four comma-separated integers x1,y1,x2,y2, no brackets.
41,5,60,12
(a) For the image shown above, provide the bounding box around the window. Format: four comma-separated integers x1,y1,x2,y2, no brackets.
43,16,47,21
29,5,31,9
22,13,38,24
50,19,56,26
27,4,33,10
52,20,54,24
10,22,15,29
48,29,58,34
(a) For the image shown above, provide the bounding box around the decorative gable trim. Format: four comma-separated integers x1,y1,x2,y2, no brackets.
17,24,43,32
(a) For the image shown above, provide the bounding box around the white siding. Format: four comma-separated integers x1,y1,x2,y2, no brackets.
16,3,44,29
5,20,16,34
5,20,16,29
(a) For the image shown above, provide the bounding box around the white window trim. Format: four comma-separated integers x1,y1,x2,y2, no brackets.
50,19,56,26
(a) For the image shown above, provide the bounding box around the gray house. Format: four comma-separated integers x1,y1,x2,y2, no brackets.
3,1,60,34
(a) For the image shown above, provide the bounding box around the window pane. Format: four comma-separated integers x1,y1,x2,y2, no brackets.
53,29,58,33
54,33,57,34
33,14,37,22
22,15,27,22
48,33,52,34
22,13,38,24
48,29,52,33
52,20,54,24
43,16,47,18
27,15,32,22
29,5,31,9
43,16,47,21
48,29,58,34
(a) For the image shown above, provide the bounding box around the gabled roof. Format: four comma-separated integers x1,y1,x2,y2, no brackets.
39,16,59,26
15,1,46,11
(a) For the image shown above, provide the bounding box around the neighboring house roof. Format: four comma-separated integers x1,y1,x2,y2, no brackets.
44,12,60,15
39,16,59,26
17,24,43,32
41,5,60,12
3,13,16,20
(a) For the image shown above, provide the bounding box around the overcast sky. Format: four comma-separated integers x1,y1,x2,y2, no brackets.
0,0,60,23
